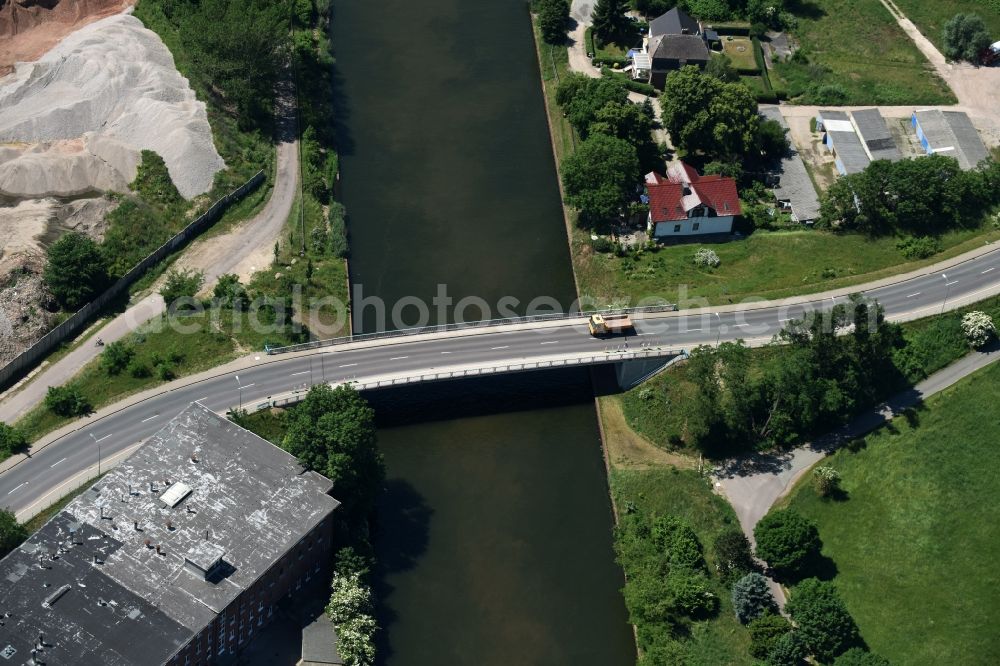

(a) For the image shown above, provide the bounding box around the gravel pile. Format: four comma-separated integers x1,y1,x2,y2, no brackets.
0,12,225,199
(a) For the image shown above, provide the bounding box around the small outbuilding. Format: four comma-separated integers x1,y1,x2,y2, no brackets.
850,108,902,162
816,110,870,175
911,109,989,170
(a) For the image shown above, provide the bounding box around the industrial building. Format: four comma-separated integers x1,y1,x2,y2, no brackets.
816,110,871,175
911,109,989,170
0,403,340,665
851,108,902,162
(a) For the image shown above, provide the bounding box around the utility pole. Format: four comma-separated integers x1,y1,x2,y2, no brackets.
235,375,244,412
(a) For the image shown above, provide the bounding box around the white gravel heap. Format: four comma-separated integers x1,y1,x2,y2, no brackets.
0,12,225,199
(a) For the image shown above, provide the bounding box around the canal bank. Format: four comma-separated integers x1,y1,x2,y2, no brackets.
330,0,635,663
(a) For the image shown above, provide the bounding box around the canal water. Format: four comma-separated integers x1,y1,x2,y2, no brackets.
331,0,636,663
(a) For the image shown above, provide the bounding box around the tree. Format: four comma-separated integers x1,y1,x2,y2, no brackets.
767,630,808,666
757,117,790,161
748,612,793,659
282,385,384,523
556,74,630,138
592,0,632,45
942,13,992,63
537,0,570,44
746,0,785,28
561,133,641,224
632,0,674,18
160,268,205,308
660,66,759,160
0,509,27,559
44,232,110,310
686,0,732,21
0,423,29,458
786,578,861,663
833,648,890,666
705,53,739,82
44,384,92,417
754,508,822,579
732,572,778,623
101,340,135,376
213,273,249,309
589,97,661,170
961,311,996,348
713,529,755,583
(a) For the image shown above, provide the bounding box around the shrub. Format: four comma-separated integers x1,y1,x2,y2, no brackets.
127,358,152,379
767,630,808,666
833,648,890,666
45,384,92,417
713,529,755,583
732,572,778,623
43,232,111,310
160,268,205,308
591,236,615,253
812,466,842,497
653,515,705,571
213,274,249,309
748,612,793,659
327,570,377,666
0,423,29,458
693,248,721,268
753,508,822,579
786,578,861,663
100,340,135,376
0,509,27,559
961,311,996,348
896,235,940,259
667,569,719,617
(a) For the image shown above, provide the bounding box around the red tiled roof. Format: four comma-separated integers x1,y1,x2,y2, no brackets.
646,163,741,223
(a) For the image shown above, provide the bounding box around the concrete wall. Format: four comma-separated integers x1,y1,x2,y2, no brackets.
652,215,733,238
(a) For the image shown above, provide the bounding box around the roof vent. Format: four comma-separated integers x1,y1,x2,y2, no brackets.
42,584,71,608
184,542,227,581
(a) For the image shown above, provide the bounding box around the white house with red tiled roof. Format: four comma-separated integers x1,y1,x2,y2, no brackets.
644,162,741,239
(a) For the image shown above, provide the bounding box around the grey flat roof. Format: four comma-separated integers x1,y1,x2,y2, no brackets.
760,106,821,221
851,108,902,162
914,109,989,170
0,403,339,665
818,110,870,174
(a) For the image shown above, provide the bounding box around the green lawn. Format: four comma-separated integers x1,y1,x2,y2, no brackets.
891,0,1000,53
739,74,768,93
773,0,956,104
722,36,758,70
611,467,753,665
573,225,1000,308
777,360,1000,664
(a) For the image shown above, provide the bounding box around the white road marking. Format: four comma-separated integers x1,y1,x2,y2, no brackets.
734,323,750,328
982,267,995,274
339,363,358,368
906,292,921,298
540,341,559,345
779,318,793,322
490,346,510,350
237,383,255,390
389,356,409,360
687,328,702,332
140,414,159,423
7,482,26,495
440,351,452,354
95,434,112,443
194,396,210,404
946,281,959,286
291,370,310,376
50,458,67,468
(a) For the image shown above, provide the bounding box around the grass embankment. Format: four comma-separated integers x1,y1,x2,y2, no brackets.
775,360,1000,664
891,0,1000,53
618,295,1000,451
773,0,955,105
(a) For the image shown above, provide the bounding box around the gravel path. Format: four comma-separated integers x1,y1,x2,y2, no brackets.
0,80,300,423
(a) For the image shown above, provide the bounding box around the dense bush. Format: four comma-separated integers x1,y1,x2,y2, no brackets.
732,572,778,624
748,612,793,659
327,569,377,666
961,311,996,349
101,341,135,376
833,648,890,666
44,384,92,418
713,529,755,583
812,466,842,497
767,630,809,666
895,235,940,260
754,509,821,579
693,248,721,268
0,509,27,559
786,578,861,663
43,232,111,311
0,423,29,459
160,269,206,308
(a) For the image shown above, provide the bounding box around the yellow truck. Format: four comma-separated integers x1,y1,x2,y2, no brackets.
588,313,634,337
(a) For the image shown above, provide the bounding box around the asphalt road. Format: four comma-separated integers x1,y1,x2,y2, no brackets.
2,247,999,518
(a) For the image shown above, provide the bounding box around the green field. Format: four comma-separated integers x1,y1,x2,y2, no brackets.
611,467,753,665
773,0,956,104
891,0,1000,52
572,225,1000,308
777,360,1000,664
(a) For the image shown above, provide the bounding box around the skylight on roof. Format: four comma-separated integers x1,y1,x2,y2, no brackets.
159,482,192,508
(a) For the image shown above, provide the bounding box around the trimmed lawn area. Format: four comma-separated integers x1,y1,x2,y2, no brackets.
573,225,1000,307
776,360,1000,664
892,0,1000,53
721,36,758,70
739,74,768,93
774,0,955,104
611,467,753,665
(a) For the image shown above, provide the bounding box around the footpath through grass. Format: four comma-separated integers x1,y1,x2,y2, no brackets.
891,0,1000,53
776,360,1000,664
773,0,955,105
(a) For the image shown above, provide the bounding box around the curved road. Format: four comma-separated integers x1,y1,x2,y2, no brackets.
2,245,999,518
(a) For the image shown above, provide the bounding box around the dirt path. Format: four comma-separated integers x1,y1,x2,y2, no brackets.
0,83,299,422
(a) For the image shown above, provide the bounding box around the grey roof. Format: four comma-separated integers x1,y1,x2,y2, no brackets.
651,34,710,63
760,106,821,222
818,109,870,175
0,403,339,666
913,109,989,170
851,108,902,162
650,7,700,38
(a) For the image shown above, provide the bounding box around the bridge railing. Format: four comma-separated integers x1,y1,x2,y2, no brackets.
264,304,679,355
250,347,686,411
